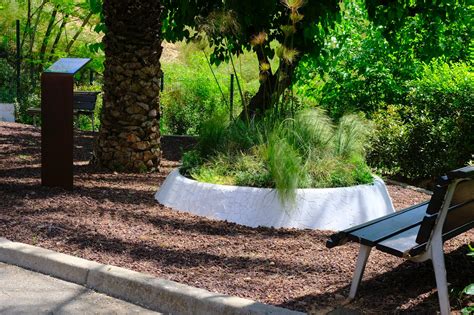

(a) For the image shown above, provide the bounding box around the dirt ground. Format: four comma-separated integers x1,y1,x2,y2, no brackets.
0,122,472,314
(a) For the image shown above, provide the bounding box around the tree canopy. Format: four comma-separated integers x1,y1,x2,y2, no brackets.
365,0,472,62
162,0,339,62
161,0,340,116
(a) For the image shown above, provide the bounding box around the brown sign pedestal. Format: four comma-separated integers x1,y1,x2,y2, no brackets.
41,58,90,190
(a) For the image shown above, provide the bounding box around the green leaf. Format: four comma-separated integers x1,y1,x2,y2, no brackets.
461,305,474,315
94,23,107,34
463,284,474,295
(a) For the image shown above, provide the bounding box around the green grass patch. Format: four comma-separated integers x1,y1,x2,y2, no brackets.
182,108,374,202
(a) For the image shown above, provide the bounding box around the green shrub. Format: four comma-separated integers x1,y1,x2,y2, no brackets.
0,59,15,103
184,107,374,202
265,133,306,201
295,0,405,119
368,60,474,180
160,43,260,135
16,92,40,124
181,149,203,174
161,58,227,135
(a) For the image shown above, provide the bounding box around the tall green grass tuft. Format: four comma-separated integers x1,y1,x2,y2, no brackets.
334,114,373,158
265,134,306,202
183,107,374,203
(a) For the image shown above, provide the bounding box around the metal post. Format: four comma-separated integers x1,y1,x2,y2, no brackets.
349,244,372,299
160,72,164,92
89,69,94,85
230,74,234,121
40,57,90,190
16,20,21,100
41,72,74,190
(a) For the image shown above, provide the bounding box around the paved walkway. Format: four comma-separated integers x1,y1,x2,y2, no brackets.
0,262,161,314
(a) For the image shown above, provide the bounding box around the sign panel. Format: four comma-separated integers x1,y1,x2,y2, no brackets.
45,58,91,75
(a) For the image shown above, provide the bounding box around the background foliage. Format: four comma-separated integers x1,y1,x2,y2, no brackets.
368,60,474,179
294,0,473,181
0,0,103,127
182,108,374,200
0,0,472,183
160,42,260,135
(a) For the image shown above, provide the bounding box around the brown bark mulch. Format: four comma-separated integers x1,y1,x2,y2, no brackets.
0,121,472,314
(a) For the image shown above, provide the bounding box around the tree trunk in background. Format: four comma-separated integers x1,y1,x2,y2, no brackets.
49,14,68,59
94,0,163,172
245,59,299,119
64,12,93,54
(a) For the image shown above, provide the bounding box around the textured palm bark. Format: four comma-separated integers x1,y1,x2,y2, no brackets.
94,0,163,172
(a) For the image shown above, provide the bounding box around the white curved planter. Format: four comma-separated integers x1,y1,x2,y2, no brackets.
155,169,395,231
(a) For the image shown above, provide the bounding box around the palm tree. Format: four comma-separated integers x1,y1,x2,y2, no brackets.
94,0,163,172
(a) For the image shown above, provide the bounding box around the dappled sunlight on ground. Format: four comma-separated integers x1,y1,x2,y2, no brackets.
0,122,472,313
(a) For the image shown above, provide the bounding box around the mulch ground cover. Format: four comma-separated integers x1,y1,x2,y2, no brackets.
0,121,472,314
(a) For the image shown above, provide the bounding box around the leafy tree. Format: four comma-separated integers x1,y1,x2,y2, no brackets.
162,0,340,118
295,0,472,119
1,1,102,72
365,0,472,64
0,0,103,119
296,0,403,119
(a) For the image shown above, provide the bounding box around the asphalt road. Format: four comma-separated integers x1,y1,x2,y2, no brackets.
0,262,161,314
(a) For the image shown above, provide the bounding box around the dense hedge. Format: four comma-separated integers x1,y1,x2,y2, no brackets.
0,59,15,103
368,60,473,180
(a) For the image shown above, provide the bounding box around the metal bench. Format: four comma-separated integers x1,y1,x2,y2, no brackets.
27,91,100,131
327,166,474,315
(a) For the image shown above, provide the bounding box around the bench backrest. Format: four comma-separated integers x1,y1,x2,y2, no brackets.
73,91,100,111
416,166,474,244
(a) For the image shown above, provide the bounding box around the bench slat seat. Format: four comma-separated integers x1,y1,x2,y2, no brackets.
72,91,99,111
326,166,474,315
27,91,100,131
328,202,429,249
376,225,420,257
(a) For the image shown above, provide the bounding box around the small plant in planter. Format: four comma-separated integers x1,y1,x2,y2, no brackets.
156,0,393,230
181,107,374,201
156,105,393,230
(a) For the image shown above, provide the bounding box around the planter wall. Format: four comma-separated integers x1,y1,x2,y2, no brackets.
0,103,15,122
155,169,395,231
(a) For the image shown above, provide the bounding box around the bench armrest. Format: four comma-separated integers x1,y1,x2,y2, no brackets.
447,166,474,181
326,232,348,248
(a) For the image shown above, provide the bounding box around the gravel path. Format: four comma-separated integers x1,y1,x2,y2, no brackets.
0,122,472,314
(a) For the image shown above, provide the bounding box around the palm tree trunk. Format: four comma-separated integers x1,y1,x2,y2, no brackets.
94,0,163,172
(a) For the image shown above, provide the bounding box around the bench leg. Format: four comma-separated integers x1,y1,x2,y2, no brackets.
431,236,450,315
349,244,372,299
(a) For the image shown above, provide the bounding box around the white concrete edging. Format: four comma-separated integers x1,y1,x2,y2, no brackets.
0,238,303,315
156,169,395,230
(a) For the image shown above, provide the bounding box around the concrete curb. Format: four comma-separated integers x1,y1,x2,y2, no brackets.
0,238,305,315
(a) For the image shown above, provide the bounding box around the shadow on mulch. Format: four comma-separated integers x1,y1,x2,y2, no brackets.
1,122,473,314
280,244,473,314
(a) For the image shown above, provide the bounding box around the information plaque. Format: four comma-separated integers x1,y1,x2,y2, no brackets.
41,58,91,190
45,58,91,74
